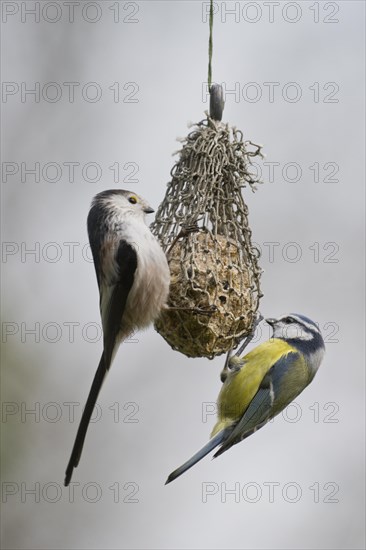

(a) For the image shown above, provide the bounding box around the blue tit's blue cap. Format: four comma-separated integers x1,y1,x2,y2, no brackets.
290,313,319,330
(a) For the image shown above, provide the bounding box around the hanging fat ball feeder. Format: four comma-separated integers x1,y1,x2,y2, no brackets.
151,1,264,358
151,86,264,359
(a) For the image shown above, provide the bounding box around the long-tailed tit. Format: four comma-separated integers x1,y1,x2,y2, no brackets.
64,189,170,486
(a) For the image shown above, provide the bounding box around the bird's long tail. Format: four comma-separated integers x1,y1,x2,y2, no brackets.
165,430,227,485
64,352,108,486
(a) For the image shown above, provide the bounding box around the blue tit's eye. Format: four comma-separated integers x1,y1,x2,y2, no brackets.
284,316,295,324
128,196,137,204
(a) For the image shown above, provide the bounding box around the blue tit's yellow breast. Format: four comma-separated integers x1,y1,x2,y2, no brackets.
212,338,297,434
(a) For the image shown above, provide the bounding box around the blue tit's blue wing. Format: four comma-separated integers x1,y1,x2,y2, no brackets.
214,351,300,457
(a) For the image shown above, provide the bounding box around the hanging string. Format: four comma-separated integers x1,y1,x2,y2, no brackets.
208,1,224,121
208,0,213,89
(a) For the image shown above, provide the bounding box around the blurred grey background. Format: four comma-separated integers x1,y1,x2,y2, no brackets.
1,1,365,549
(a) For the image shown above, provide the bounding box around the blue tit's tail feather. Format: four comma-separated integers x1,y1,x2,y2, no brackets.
213,419,269,458
165,430,227,484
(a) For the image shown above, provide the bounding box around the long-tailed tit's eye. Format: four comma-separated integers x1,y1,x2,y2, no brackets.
284,316,295,324
128,196,137,204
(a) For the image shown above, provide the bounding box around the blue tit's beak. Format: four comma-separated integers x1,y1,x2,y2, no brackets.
144,206,154,214
266,318,277,327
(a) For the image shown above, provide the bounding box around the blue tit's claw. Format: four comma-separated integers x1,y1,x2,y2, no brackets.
234,311,264,358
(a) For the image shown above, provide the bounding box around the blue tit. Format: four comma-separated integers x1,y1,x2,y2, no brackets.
166,314,325,484
65,190,170,486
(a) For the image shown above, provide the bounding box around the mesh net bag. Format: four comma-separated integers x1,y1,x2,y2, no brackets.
151,113,263,359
